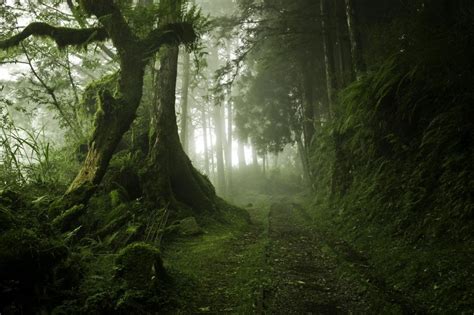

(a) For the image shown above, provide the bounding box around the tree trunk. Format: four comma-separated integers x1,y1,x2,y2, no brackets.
302,62,316,150
238,141,246,169
145,0,216,212
225,99,233,194
213,105,226,196
179,49,191,152
62,48,146,209
146,43,215,211
321,0,338,118
26,0,200,220
345,0,366,77
296,134,311,186
252,143,258,171
201,106,210,176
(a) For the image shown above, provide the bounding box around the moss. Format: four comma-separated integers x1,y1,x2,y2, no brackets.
174,217,203,236
106,166,142,201
0,206,14,232
52,204,86,232
115,242,167,290
109,189,124,208
96,211,130,239
81,72,119,117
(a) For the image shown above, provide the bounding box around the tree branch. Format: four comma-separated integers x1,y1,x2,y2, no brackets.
0,22,108,50
143,22,197,58
21,43,82,139
66,0,116,60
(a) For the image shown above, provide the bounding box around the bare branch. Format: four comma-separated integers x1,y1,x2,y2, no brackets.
21,43,82,139
0,22,108,50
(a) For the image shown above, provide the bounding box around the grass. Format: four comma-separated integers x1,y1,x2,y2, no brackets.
162,202,271,313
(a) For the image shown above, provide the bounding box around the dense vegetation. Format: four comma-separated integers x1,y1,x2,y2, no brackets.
0,0,472,313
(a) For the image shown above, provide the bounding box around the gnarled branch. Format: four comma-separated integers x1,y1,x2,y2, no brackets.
0,22,108,50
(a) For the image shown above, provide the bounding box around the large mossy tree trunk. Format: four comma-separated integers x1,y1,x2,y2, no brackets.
145,0,216,212
63,55,146,207
146,44,216,212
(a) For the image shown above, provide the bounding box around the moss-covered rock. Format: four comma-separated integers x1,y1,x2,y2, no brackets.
115,242,166,290
176,217,204,236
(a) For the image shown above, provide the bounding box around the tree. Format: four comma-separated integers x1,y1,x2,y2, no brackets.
0,1,197,213
145,0,216,211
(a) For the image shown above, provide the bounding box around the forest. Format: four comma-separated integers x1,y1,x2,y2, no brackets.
0,0,472,313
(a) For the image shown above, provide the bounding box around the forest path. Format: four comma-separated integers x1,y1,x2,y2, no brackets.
262,200,421,314
165,198,419,313
262,201,358,313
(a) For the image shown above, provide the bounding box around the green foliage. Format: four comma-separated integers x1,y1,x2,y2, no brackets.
311,1,474,241
234,62,300,153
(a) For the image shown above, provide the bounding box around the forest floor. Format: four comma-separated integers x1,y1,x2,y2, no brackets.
163,194,423,314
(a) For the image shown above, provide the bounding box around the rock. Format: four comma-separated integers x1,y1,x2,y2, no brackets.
115,242,166,290
177,217,203,236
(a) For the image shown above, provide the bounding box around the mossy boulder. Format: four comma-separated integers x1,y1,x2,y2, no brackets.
176,217,203,236
115,242,166,290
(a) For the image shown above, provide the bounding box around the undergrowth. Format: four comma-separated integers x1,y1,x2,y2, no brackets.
308,6,474,313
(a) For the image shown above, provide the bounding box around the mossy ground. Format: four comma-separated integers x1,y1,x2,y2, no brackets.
162,201,270,313
162,190,429,314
